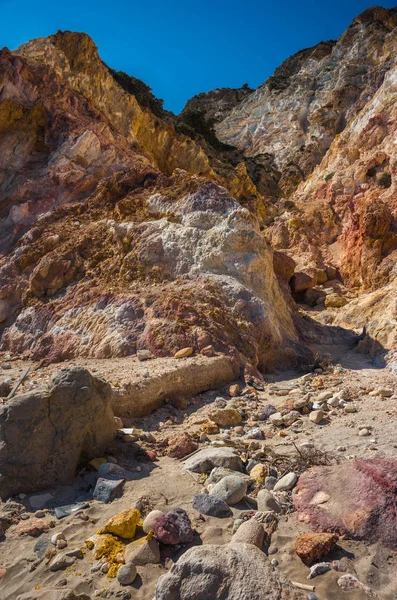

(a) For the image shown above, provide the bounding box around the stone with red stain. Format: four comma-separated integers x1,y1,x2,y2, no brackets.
295,532,338,565
15,518,50,537
0,568,6,582
167,433,198,459
293,459,397,550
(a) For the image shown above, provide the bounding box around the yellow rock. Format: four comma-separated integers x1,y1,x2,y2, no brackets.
174,347,193,358
250,463,268,484
101,508,141,539
88,457,107,470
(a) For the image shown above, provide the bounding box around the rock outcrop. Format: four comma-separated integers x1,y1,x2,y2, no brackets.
0,367,116,498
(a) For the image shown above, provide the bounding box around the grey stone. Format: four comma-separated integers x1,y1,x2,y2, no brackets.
34,535,49,558
273,472,297,492
0,367,117,498
193,494,232,518
184,447,243,473
97,462,128,480
117,562,137,585
54,502,89,519
206,467,250,486
155,543,304,599
93,478,125,503
231,519,264,548
257,490,281,513
49,553,76,571
137,350,154,361
265,476,277,490
209,475,247,505
29,493,54,510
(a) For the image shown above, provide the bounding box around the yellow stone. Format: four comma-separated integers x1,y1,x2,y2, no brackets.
93,534,125,578
88,457,107,470
174,347,193,358
101,508,141,539
250,463,268,484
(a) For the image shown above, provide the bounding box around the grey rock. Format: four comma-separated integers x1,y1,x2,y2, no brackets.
34,535,49,558
49,553,76,571
231,519,264,548
257,490,281,513
93,478,125,503
206,467,250,486
54,502,89,519
97,462,128,480
0,367,117,498
265,476,277,490
137,350,154,361
29,493,54,510
273,472,298,492
193,494,232,518
155,543,305,599
117,562,137,585
184,447,242,473
209,475,247,505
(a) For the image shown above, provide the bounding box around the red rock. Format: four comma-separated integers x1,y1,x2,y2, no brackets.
295,533,338,565
0,568,6,582
167,433,198,459
152,508,193,545
15,518,50,537
293,459,397,550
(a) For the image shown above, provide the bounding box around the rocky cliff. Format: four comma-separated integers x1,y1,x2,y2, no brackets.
0,31,300,369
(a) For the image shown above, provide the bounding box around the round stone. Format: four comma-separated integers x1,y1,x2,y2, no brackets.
117,562,137,585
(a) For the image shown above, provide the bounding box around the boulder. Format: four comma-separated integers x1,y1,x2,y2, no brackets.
257,490,281,513
273,251,296,281
0,367,116,498
184,447,243,473
155,543,305,599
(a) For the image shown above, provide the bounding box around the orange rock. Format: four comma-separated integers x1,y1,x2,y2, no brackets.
15,519,50,537
295,532,338,565
228,384,241,397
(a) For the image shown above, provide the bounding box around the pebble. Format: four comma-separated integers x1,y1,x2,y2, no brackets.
93,478,125,504
265,476,277,490
49,553,76,571
34,510,45,518
271,559,279,567
344,404,357,413
143,510,165,533
257,490,281,513
308,594,319,600
358,428,370,436
269,412,283,427
309,410,323,424
231,518,265,548
193,494,232,518
174,347,193,359
209,475,248,505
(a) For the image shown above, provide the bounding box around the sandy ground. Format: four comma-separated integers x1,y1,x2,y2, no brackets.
0,342,397,600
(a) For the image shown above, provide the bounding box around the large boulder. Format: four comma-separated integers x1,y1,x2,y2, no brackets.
0,367,116,498
155,543,304,599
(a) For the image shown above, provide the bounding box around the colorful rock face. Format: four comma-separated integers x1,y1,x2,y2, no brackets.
293,459,397,549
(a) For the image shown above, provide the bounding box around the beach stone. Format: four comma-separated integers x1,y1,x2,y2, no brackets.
231,519,265,548
15,518,50,537
206,467,250,486
229,384,241,397
97,462,127,480
269,412,283,426
193,494,232,518
376,388,393,397
209,475,248,505
257,490,281,513
317,392,333,402
249,464,268,484
49,553,76,571
274,472,297,492
257,404,278,421
174,347,193,359
117,562,137,585
152,508,193,545
265,476,277,490
137,350,153,361
359,428,370,437
344,404,357,413
125,538,160,565
294,397,310,410
155,543,304,599
93,478,125,503
0,367,116,498
184,447,242,473
283,411,300,426
167,433,198,459
29,493,54,510
143,510,165,533
34,535,49,558
309,410,324,424
209,408,242,427
102,508,141,539
295,532,338,566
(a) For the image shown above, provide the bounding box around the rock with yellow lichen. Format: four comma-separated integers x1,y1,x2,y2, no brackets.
100,508,141,539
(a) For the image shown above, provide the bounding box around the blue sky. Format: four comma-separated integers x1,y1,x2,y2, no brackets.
0,1,395,113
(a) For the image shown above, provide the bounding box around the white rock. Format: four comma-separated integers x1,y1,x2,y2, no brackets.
273,472,297,492
118,563,137,585
143,510,165,534
269,412,283,426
